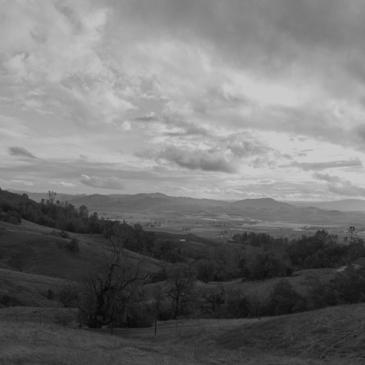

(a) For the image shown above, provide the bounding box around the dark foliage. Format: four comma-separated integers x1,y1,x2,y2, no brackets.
264,280,307,316
0,189,104,233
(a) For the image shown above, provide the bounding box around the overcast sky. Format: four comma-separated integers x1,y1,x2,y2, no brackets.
2,0,365,200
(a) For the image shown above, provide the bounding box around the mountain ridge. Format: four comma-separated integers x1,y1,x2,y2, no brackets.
9,189,365,225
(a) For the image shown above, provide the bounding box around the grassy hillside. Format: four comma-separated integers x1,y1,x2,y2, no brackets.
0,220,163,281
218,303,365,362
1,303,364,364
0,268,66,307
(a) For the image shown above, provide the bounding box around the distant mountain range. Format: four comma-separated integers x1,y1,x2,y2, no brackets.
12,190,365,225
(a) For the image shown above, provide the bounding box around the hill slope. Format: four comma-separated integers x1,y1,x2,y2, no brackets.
218,303,365,362
0,220,163,281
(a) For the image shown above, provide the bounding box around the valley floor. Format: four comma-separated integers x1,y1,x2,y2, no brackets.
1,303,365,365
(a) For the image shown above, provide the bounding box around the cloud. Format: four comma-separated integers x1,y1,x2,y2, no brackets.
133,112,158,122
314,172,365,197
159,145,235,173
291,159,363,171
8,146,37,159
3,1,365,200
313,173,341,183
80,175,124,190
224,135,270,158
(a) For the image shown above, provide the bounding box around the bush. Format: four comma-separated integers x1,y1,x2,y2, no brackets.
224,291,251,318
149,269,168,283
65,238,80,253
246,253,292,280
0,210,21,224
200,287,225,317
59,284,79,307
0,294,22,307
46,289,55,300
331,266,365,304
306,276,338,310
265,280,307,316
126,303,154,328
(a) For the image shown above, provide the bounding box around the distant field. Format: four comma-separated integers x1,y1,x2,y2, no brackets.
1,303,365,364
138,215,350,242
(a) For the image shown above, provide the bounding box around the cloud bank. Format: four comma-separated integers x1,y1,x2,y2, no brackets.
1,0,365,199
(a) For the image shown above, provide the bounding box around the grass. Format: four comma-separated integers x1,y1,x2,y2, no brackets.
0,268,67,307
0,320,201,365
0,220,162,282
217,303,365,362
0,306,78,326
1,220,364,364
2,304,365,364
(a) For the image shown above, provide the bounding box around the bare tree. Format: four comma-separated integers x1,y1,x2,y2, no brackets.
166,263,196,319
79,235,149,328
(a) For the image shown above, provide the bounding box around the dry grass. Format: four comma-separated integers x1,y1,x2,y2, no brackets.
217,303,365,363
0,268,66,307
0,320,202,365
0,220,162,282
1,304,365,365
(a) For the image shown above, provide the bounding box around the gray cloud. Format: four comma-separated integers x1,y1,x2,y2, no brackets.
291,159,362,171
4,1,365,200
9,146,37,159
133,113,158,122
80,175,124,190
314,172,365,197
328,182,365,197
159,145,235,173
313,173,341,183
114,0,365,75
225,137,269,158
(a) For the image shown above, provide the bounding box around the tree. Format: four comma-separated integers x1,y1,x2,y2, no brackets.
166,263,196,319
266,280,306,315
201,286,225,316
79,238,149,328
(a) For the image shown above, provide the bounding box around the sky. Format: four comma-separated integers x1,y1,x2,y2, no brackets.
1,0,365,201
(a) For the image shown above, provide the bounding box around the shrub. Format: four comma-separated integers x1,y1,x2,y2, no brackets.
224,291,251,318
331,266,365,304
200,287,225,317
59,284,79,308
126,303,154,328
65,238,80,253
46,289,55,300
306,276,338,310
0,294,22,307
265,280,307,316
